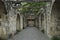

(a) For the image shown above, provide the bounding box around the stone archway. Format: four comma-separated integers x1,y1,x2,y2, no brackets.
51,1,60,36
16,14,20,32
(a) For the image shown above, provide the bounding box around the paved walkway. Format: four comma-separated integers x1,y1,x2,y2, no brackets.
8,27,50,40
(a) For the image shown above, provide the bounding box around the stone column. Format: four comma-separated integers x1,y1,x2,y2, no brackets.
8,8,17,35
35,19,38,28
23,17,27,29
20,14,23,30
39,14,41,30
46,2,52,38
44,12,47,33
3,15,8,38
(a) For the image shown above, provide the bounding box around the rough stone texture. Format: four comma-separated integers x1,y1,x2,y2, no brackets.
45,2,52,38
0,0,60,39
0,1,7,38
51,2,60,36
39,15,41,29
16,14,20,31
20,14,23,30
8,8,17,34
23,17,27,28
8,27,50,40
39,14,44,31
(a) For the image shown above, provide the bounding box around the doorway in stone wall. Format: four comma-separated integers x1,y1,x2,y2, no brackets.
50,1,60,36
16,14,20,32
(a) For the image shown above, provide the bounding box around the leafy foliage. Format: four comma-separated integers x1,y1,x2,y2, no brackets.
17,2,46,15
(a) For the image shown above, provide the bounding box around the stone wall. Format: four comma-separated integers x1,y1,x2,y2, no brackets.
0,0,60,39
0,1,8,38
51,2,60,36
7,8,17,35
44,0,60,37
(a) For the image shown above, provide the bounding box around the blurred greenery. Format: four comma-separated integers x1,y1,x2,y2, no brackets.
17,2,46,15
51,36,60,40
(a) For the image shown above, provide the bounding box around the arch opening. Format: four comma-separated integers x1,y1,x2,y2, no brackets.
16,14,20,32
51,1,60,36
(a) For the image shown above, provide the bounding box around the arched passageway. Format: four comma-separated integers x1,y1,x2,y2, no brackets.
16,14,20,32
1,0,60,39
27,19,35,27
24,15,39,29
51,1,60,36
41,14,44,29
